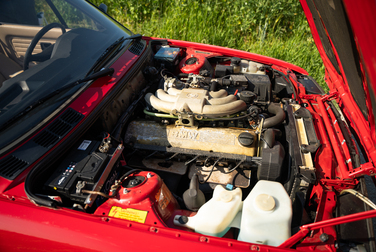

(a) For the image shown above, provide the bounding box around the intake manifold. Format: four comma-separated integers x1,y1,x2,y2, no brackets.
145,88,246,117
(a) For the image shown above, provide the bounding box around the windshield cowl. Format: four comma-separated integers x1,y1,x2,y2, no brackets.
0,0,132,150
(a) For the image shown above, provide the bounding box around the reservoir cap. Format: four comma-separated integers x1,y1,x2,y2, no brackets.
231,57,241,66
239,91,256,104
220,191,233,203
255,194,275,211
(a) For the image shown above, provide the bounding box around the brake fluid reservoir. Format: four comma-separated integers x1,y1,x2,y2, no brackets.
174,185,242,237
238,180,292,246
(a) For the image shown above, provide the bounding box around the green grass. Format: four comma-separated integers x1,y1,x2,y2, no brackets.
90,0,326,90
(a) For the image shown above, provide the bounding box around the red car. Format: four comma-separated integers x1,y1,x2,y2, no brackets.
0,0,376,251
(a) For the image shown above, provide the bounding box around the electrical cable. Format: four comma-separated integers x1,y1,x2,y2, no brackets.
144,109,253,121
199,157,223,184
340,189,376,210
185,155,200,166
167,152,180,160
118,169,142,183
145,150,158,159
223,160,244,174
81,190,113,198
82,169,142,198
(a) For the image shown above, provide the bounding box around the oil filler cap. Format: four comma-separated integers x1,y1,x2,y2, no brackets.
238,132,254,147
255,194,275,211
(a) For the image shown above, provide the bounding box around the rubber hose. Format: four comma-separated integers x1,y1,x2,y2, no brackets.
263,103,286,128
261,128,275,149
210,81,218,91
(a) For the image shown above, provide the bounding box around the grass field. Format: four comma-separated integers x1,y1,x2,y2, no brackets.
91,0,326,90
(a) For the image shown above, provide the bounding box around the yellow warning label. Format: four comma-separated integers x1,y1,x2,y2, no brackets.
108,206,148,223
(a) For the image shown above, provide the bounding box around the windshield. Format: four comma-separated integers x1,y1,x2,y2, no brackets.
0,0,132,150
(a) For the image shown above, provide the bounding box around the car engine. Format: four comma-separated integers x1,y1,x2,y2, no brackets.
40,41,322,246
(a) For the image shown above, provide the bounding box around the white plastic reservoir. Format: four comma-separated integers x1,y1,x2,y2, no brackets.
174,185,242,237
240,60,265,74
238,180,292,246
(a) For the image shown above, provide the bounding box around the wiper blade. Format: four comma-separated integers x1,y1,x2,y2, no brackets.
0,67,114,132
85,33,142,77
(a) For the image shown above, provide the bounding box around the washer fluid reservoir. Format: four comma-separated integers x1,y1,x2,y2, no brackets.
174,185,242,237
238,180,292,246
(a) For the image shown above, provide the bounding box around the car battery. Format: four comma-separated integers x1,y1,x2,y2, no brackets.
45,138,123,206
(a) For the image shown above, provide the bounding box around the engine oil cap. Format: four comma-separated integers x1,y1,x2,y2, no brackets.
238,132,254,147
255,194,275,211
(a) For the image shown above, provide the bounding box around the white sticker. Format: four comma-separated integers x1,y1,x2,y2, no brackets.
78,140,91,150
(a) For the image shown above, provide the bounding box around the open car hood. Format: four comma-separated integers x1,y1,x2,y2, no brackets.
300,0,376,170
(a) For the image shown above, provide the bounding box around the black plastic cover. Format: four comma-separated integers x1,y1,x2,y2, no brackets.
215,64,233,77
257,141,285,181
245,74,271,104
297,75,324,95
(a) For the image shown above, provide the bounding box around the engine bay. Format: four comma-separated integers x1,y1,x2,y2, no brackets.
35,41,324,246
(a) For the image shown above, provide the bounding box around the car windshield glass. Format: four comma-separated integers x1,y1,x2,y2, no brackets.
0,0,132,150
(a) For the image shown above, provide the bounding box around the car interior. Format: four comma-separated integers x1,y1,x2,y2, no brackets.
0,0,66,85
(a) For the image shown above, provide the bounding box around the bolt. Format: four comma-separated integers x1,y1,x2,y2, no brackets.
123,188,129,194
147,172,152,178
199,236,208,242
250,245,260,251
319,233,329,242
7,196,15,201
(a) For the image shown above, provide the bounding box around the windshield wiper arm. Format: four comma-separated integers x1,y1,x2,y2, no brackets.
0,67,114,132
85,33,142,77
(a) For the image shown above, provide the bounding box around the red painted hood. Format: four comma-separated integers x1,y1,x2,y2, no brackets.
300,0,376,164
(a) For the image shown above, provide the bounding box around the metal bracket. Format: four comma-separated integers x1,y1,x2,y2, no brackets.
176,113,196,127
349,162,376,178
299,166,317,184
76,181,86,194
320,178,357,188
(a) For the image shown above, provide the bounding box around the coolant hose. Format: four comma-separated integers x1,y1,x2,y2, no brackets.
261,128,275,149
263,103,286,128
